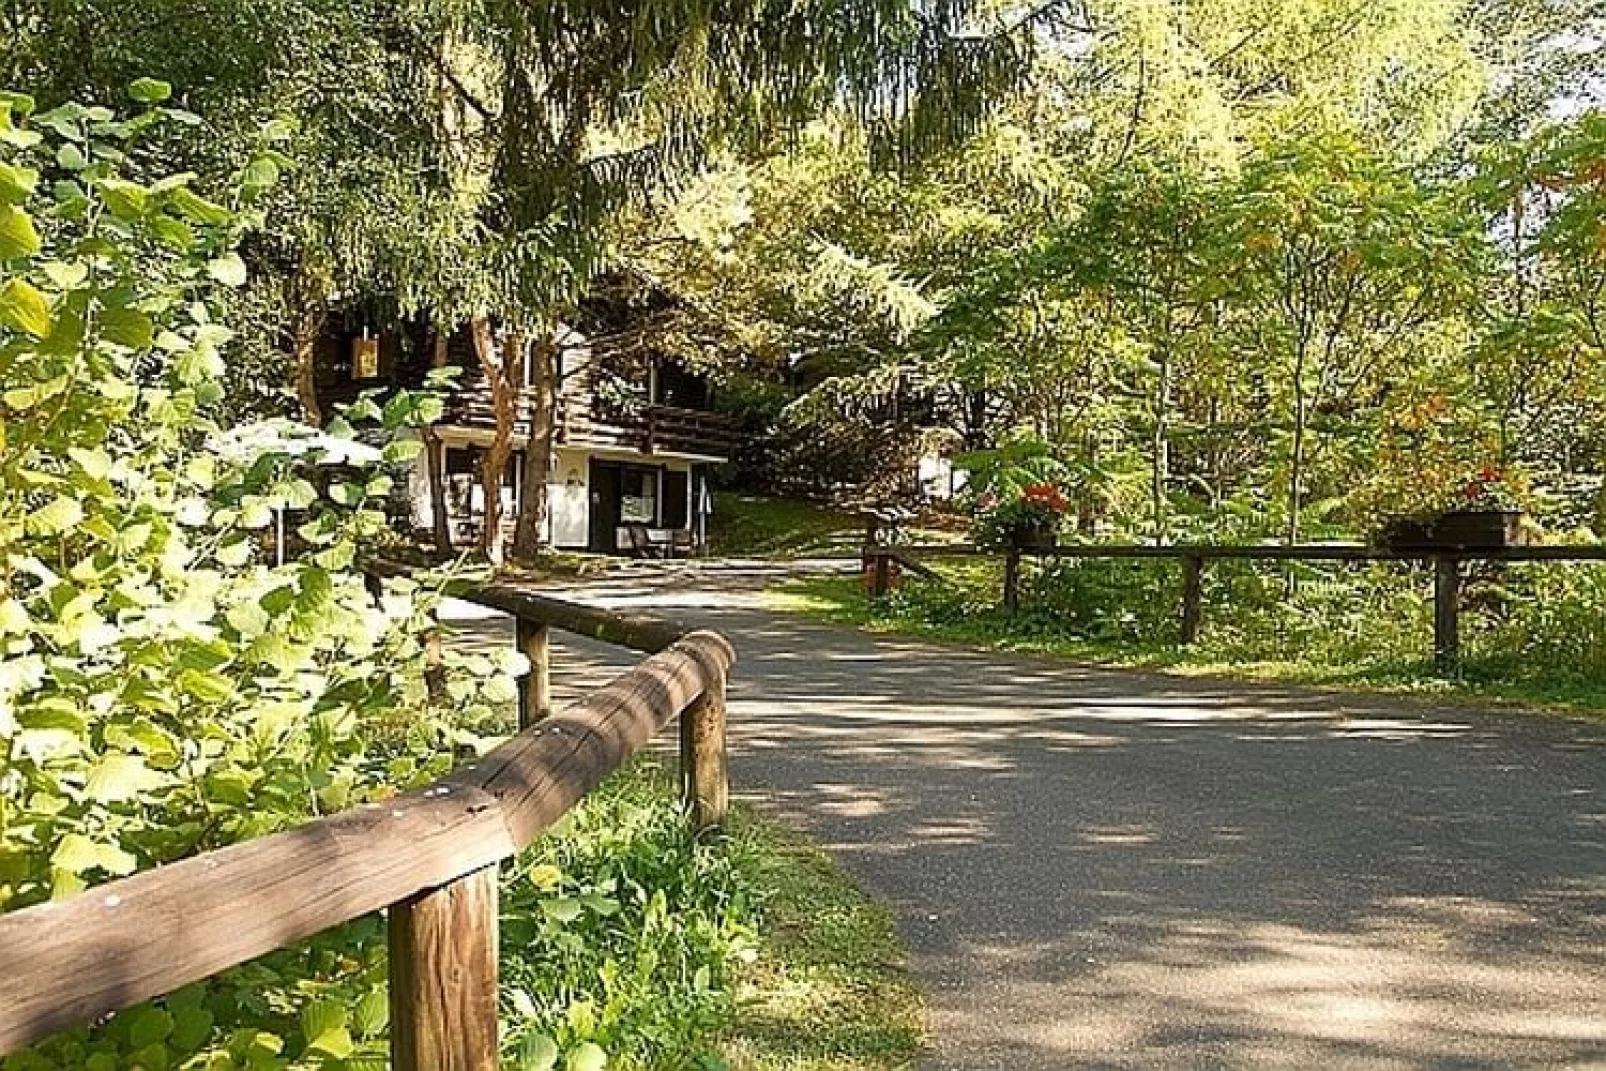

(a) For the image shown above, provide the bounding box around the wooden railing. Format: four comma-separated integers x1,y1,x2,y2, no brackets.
864,541,1606,672
442,388,741,458
0,575,734,1069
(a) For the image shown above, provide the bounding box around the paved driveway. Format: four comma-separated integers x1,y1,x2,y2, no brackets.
444,563,1606,1069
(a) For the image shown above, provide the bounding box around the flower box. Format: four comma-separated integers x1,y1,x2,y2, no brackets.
1009,518,1058,552
1379,510,1530,552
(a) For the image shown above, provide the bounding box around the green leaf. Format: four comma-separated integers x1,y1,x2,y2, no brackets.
207,252,248,288
85,754,167,803
544,897,583,923
302,1001,352,1057
128,78,173,104
169,187,231,225
566,1042,607,1071
27,495,83,536
56,143,87,171
40,259,88,289
68,446,111,480
352,988,389,1038
125,1005,174,1048
519,1034,559,1071
51,833,138,876
0,277,52,337
101,306,155,349
225,599,271,639
170,1005,214,1052
0,159,38,203
175,667,234,704
0,203,40,259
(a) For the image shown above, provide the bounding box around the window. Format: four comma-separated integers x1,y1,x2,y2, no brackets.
351,333,380,381
620,467,659,524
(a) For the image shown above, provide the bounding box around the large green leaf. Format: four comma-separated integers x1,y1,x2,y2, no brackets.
128,78,173,104
85,754,167,803
0,277,51,337
0,203,40,258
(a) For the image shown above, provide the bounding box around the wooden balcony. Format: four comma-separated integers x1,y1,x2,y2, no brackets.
440,387,741,459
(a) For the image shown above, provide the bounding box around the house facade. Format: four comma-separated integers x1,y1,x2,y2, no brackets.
313,307,740,554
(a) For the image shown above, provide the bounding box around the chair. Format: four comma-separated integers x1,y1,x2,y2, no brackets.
622,524,664,559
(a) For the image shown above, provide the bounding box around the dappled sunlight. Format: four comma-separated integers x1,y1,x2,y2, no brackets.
450,567,1606,1068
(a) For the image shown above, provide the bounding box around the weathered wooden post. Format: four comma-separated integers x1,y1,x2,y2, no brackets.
1003,547,1022,612
389,865,500,1071
1180,554,1204,645
424,614,447,706
516,618,551,728
1433,554,1461,674
681,666,729,834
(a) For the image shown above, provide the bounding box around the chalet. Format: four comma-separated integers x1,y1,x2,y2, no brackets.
312,292,741,555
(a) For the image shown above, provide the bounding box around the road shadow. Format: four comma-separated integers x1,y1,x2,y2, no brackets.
443,570,1606,1069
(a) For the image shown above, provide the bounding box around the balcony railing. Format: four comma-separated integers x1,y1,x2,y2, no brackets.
440,387,741,458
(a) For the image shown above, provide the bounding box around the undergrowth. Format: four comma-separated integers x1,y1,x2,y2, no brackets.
777,558,1606,716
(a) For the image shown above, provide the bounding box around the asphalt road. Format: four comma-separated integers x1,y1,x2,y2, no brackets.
445,563,1606,1069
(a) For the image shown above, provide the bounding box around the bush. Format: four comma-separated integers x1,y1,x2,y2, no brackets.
0,88,503,1067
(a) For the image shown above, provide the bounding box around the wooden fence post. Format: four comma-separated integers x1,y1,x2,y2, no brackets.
1433,555,1461,674
424,612,447,707
681,668,729,834
389,865,500,1071
1003,548,1022,612
1180,555,1204,645
516,618,551,728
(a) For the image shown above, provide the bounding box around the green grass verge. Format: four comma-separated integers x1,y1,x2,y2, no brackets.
772,572,1606,719
722,817,923,1070
511,755,924,1071
708,495,867,558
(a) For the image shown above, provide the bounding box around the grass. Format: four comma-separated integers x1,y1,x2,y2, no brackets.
708,495,867,558
772,571,1606,720
722,814,924,1070
510,754,924,1071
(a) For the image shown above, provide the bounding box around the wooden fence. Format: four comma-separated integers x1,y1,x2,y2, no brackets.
0,575,734,1069
864,542,1606,671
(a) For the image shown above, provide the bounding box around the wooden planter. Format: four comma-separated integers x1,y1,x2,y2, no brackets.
1009,518,1058,552
1379,510,1529,551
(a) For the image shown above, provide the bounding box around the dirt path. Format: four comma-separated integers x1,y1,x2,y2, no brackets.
443,563,1606,1069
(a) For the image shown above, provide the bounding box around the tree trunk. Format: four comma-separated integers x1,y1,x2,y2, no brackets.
512,332,558,561
424,433,452,554
1286,347,1308,548
1151,349,1172,542
293,302,326,426
425,329,453,554
1077,431,1099,536
471,318,523,563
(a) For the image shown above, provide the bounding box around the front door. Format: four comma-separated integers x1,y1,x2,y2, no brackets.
588,461,623,553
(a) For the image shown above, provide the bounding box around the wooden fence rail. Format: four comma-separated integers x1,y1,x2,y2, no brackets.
864,542,1606,672
0,574,734,1068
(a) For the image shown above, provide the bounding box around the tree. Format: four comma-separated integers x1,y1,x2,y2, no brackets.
432,0,1045,557
1223,130,1483,543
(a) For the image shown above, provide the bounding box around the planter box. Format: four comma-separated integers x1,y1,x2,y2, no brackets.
1009,519,1058,552
1379,510,1529,552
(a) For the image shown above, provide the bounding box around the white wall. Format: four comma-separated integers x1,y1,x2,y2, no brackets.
549,448,590,548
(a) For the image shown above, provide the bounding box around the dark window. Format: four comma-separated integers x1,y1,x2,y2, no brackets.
654,362,711,410
663,470,689,528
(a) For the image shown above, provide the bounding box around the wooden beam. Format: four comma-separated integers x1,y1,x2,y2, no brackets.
0,783,515,1055
0,631,734,1057
390,865,500,1071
